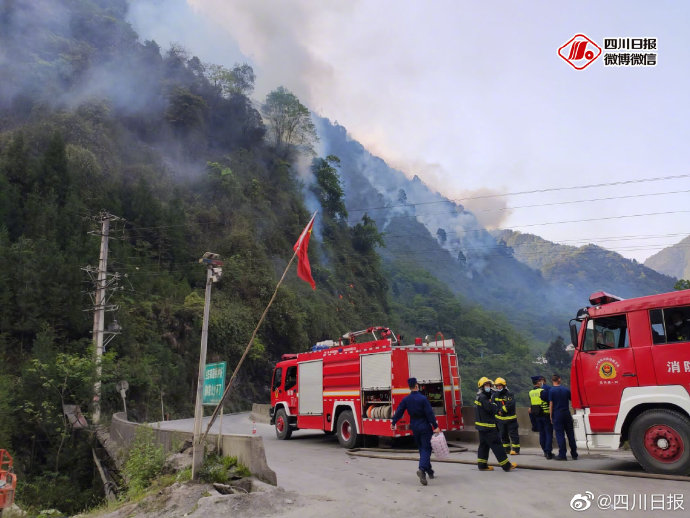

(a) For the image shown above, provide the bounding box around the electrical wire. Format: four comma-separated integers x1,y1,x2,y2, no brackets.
346,173,690,213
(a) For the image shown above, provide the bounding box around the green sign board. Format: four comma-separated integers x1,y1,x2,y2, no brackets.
203,361,226,406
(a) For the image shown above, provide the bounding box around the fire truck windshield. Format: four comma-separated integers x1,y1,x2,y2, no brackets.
583,315,629,351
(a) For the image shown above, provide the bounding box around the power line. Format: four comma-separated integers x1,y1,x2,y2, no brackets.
347,173,690,213
377,210,690,241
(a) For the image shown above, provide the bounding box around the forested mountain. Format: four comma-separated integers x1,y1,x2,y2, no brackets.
315,119,586,340
0,1,536,512
495,229,676,300
644,235,690,280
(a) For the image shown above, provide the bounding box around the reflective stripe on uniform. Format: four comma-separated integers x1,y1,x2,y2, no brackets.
529,388,549,413
475,422,496,428
499,458,510,466
478,458,488,463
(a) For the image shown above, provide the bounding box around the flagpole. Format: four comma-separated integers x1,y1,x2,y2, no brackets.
201,211,316,440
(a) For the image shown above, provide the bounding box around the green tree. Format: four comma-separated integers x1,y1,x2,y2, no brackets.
674,279,690,290
311,155,347,221
165,87,208,135
545,335,570,373
207,63,255,97
352,214,384,253
261,86,317,153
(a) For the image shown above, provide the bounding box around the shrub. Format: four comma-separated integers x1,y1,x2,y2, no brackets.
123,426,165,495
199,454,249,483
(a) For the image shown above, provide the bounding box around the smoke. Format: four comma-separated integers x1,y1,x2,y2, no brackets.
384,156,513,230
181,0,351,104
315,117,500,273
457,188,513,230
0,0,164,116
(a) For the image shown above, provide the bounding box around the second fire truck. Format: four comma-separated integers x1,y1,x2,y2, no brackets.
569,290,690,475
270,326,463,448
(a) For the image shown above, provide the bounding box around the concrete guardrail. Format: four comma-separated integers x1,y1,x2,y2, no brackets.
109,412,277,485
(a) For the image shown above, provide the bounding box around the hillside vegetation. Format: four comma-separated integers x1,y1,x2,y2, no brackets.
495,229,676,301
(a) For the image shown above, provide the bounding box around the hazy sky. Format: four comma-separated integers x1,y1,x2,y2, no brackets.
128,0,690,262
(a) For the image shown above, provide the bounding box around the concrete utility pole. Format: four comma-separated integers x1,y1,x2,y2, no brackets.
192,252,223,479
84,211,121,425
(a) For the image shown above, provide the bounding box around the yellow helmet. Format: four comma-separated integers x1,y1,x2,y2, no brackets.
477,376,492,388
494,377,507,386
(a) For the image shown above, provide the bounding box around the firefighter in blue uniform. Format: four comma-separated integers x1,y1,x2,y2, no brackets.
529,375,553,459
475,377,516,472
492,377,520,455
391,377,440,485
549,374,578,460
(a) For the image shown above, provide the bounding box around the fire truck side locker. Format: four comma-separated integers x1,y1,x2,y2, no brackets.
407,352,444,414
297,360,323,430
361,352,393,435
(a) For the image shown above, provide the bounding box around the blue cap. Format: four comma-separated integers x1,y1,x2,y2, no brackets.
531,375,541,384
407,377,418,388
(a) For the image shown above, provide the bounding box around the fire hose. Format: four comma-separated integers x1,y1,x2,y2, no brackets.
345,448,690,482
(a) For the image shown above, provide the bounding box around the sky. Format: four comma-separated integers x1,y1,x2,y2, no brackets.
127,0,690,263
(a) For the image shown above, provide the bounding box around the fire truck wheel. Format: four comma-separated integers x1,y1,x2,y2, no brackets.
629,409,690,475
275,408,292,440
336,410,362,448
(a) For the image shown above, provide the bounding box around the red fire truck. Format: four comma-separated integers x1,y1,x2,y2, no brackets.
569,290,690,475
0,450,16,512
270,326,463,448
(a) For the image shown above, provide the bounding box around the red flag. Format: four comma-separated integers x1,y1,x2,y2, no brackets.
293,212,316,290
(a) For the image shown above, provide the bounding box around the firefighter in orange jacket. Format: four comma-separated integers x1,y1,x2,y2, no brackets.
475,377,515,472
492,377,520,455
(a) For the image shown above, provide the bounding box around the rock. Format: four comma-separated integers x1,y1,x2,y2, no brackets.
163,452,192,474
212,482,236,495
3,504,28,518
229,478,253,493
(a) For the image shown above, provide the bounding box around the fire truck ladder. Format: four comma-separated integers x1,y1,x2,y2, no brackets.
447,353,460,411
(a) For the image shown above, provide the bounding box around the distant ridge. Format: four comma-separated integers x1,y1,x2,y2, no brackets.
644,235,690,279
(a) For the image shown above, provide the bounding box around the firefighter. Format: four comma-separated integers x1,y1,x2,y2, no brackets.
549,374,578,460
475,377,516,472
529,375,553,459
391,377,441,486
492,377,520,455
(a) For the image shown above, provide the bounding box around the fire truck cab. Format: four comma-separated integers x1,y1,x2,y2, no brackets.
569,290,690,475
270,327,463,448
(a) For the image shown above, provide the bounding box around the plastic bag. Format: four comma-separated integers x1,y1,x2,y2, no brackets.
430,432,449,459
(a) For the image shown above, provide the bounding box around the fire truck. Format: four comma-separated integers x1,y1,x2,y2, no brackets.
270,326,463,448
0,450,16,512
569,290,690,475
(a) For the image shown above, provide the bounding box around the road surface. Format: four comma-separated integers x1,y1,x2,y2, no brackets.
155,413,689,517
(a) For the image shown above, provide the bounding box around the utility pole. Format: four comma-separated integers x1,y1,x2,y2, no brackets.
192,252,223,479
83,211,122,425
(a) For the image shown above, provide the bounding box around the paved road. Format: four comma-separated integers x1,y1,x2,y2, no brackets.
156,413,689,517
